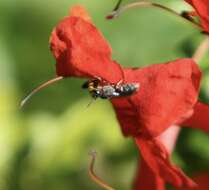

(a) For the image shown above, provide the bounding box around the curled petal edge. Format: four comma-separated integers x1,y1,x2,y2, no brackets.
135,137,196,188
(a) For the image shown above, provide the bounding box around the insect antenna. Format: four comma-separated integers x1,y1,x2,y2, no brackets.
20,76,63,108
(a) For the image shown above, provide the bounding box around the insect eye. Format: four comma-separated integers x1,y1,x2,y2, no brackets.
91,79,100,87
93,83,98,88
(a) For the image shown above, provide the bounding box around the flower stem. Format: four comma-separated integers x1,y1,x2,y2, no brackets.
192,36,209,63
107,1,201,30
88,151,116,190
113,0,123,11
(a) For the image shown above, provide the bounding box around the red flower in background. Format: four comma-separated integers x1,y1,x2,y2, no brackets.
185,0,209,33
49,5,209,188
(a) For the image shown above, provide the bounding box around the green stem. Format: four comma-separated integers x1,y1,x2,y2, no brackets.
113,0,123,11
107,1,201,30
192,36,209,63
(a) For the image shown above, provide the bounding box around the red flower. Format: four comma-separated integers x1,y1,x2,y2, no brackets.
185,0,209,33
49,5,209,188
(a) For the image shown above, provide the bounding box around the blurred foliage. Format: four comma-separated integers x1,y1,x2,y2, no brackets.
0,0,209,190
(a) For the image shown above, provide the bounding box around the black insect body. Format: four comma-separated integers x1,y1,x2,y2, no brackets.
82,78,140,99
115,83,140,96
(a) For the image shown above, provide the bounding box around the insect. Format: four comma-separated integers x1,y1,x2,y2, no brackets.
82,77,140,99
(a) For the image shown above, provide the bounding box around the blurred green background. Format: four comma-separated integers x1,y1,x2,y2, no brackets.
0,0,209,189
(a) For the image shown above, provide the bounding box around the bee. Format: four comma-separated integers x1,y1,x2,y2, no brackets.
82,77,140,100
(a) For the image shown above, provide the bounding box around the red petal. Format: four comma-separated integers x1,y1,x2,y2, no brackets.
133,158,165,190
185,0,192,3
128,58,201,138
135,137,196,187
174,173,209,190
50,6,123,83
133,126,182,190
111,59,201,138
180,101,209,133
69,5,92,22
111,98,139,137
159,125,180,153
185,0,209,33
